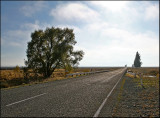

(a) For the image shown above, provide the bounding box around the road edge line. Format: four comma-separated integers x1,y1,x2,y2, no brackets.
93,68,126,117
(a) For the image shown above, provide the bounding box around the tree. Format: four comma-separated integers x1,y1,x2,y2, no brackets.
133,51,142,67
25,27,84,78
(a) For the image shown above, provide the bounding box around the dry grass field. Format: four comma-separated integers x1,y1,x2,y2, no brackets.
128,67,159,76
2,67,156,89
0,69,66,88
0,67,121,89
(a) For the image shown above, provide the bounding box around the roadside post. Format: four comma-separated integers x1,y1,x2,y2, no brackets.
134,72,136,78
139,73,144,88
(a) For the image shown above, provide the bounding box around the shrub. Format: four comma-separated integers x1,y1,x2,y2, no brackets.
148,70,159,76
0,80,9,88
14,65,20,72
7,78,25,87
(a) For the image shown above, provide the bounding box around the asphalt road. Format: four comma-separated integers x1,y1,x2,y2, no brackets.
1,67,127,117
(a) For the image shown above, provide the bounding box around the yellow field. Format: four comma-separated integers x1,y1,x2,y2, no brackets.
128,67,159,76
0,69,66,88
126,72,159,87
1,70,24,80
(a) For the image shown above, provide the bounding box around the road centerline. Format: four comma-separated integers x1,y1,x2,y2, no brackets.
6,93,47,107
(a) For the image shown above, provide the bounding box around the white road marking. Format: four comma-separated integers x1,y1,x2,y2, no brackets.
6,93,47,107
93,69,126,117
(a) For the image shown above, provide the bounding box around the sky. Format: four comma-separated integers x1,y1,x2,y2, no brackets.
1,1,159,67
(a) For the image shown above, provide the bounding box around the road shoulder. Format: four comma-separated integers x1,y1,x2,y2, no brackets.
99,74,159,117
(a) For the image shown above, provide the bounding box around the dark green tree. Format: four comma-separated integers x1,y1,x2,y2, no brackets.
133,51,142,67
25,27,84,77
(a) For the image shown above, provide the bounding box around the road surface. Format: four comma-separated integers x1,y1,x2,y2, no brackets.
1,68,127,117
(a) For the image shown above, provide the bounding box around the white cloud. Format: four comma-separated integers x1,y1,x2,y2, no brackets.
145,4,159,20
101,28,132,39
88,1,142,27
2,21,46,48
50,2,100,23
9,42,22,47
21,20,40,30
74,24,159,66
20,1,47,17
2,1,159,66
22,20,52,31
57,21,158,65
2,30,30,47
90,1,159,25
55,24,82,34
90,1,128,12
1,21,52,66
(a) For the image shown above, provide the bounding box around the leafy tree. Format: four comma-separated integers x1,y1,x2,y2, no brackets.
133,51,142,67
25,27,84,78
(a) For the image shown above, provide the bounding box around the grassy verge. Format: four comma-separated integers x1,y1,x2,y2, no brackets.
112,77,126,115
1,77,67,90
1,70,90,90
112,72,159,117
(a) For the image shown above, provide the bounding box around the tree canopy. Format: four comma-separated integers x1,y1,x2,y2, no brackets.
25,27,84,77
133,51,142,67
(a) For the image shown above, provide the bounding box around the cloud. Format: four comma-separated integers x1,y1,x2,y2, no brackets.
88,1,142,27
21,20,52,31
90,1,128,12
2,1,159,66
2,21,43,47
9,42,22,47
1,21,52,66
21,20,40,30
145,4,159,20
54,24,82,34
50,2,100,23
57,20,158,65
89,1,159,26
2,30,30,47
20,1,47,17
101,28,132,39
73,22,159,66
57,16,158,66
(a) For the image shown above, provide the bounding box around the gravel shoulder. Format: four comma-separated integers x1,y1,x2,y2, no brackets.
99,73,159,117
